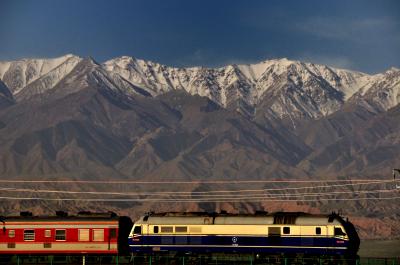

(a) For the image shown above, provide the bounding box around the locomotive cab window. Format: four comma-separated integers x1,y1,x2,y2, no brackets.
316,227,321,235
8,230,15,238
334,227,346,236
24,230,35,241
283,227,290,234
133,226,142,234
55,229,66,241
153,226,159,233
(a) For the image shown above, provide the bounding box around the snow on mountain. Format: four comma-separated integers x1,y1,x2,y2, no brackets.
104,56,376,119
0,54,81,96
1,54,399,120
103,56,218,98
14,55,82,101
107,57,395,121
33,57,154,102
0,62,11,80
303,63,367,100
349,67,400,111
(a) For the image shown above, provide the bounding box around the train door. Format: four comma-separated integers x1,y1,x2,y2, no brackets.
108,227,117,251
315,226,328,254
43,229,52,249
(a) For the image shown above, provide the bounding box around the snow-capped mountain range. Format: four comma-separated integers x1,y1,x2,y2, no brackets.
0,54,399,119
1,54,400,238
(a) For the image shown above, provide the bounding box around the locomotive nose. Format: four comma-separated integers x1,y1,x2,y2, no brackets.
344,221,360,256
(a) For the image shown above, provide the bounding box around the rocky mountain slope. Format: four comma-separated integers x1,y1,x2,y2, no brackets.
0,54,399,238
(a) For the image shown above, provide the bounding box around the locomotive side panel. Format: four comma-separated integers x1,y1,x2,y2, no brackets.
129,212,357,256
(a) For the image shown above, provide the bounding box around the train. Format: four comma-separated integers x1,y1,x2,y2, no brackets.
0,211,360,258
129,212,360,257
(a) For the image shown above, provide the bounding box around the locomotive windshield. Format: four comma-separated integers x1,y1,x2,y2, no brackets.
133,226,142,234
334,227,346,236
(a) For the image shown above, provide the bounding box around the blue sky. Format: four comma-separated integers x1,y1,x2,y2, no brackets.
0,0,399,73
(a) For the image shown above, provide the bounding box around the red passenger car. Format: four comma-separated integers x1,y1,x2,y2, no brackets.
0,211,132,255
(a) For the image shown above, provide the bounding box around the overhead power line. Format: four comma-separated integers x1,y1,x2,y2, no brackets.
0,186,397,199
0,196,399,203
0,179,391,184
0,179,397,202
0,180,393,195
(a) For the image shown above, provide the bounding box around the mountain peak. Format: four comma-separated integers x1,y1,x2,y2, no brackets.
119,55,136,61
385,67,400,74
85,56,99,65
273,57,293,64
2,54,399,120
0,54,82,95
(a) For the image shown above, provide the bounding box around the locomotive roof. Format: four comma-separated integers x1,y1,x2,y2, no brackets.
134,212,343,225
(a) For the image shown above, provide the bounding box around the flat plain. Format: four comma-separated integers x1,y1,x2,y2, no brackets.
359,239,400,257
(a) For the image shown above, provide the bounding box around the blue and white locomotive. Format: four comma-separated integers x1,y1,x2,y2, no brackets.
128,212,360,256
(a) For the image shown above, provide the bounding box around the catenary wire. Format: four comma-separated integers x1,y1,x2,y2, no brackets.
0,180,394,196
0,179,392,184
0,196,399,202
0,186,397,199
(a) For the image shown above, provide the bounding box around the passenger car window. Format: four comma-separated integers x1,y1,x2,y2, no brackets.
55,230,66,241
78,229,89,241
93,229,104,241
316,227,321,235
45,230,51,238
154,226,159,233
24,230,35,241
8,230,15,238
